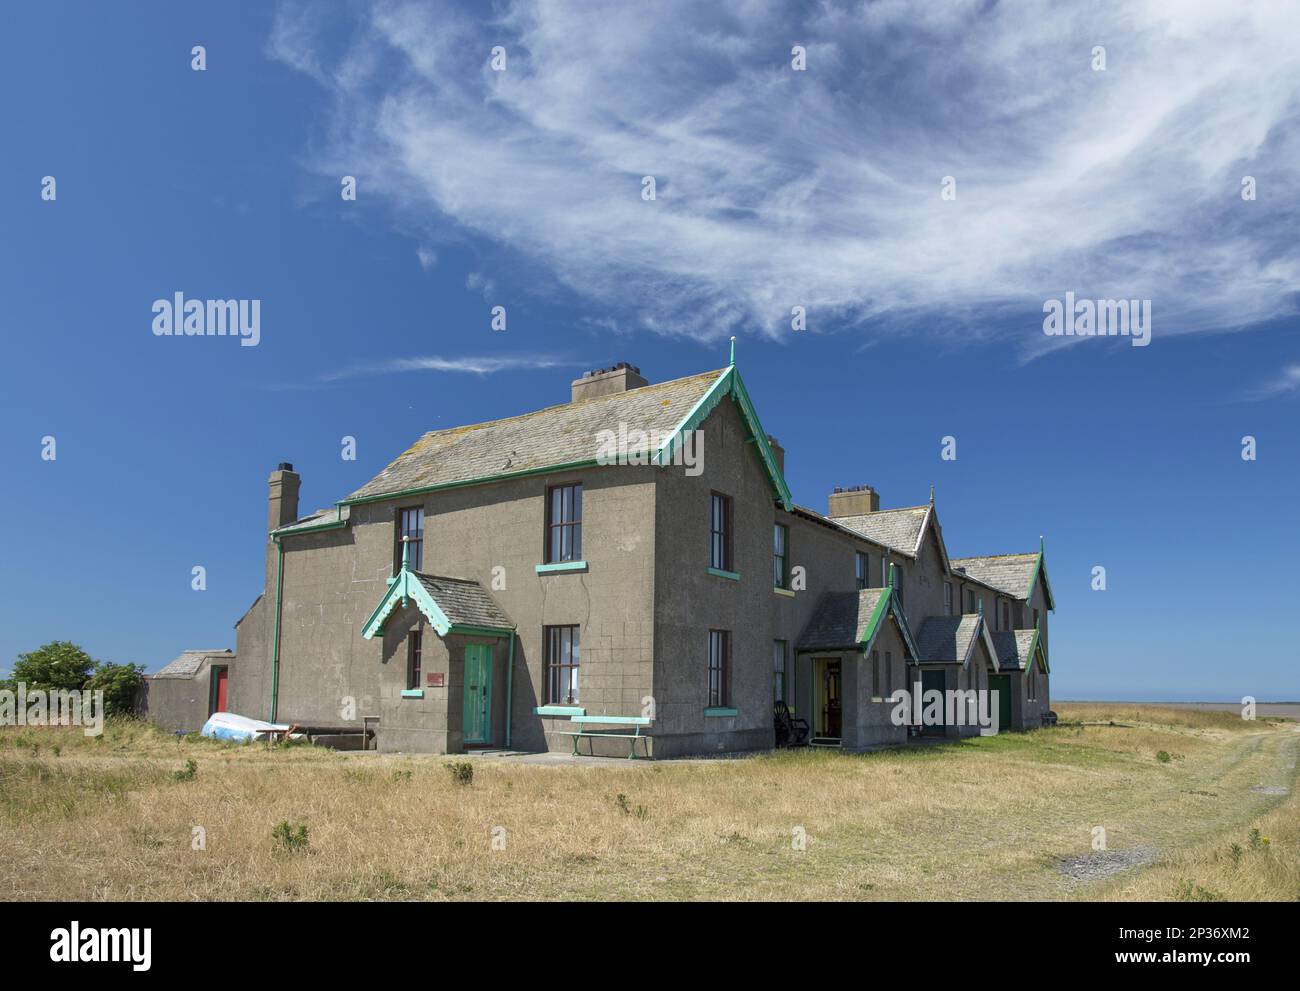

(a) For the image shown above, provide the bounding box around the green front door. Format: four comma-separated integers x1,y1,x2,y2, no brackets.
462,644,493,745
989,674,1012,732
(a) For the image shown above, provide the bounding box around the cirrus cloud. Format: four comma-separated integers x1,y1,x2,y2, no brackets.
269,0,1300,357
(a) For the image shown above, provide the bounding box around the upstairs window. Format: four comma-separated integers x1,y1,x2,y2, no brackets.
545,625,581,704
891,564,904,607
710,493,733,571
1000,600,1011,631
397,507,424,572
966,588,978,613
708,629,731,707
773,524,789,588
545,483,583,563
944,581,954,616
855,552,868,590
406,630,422,691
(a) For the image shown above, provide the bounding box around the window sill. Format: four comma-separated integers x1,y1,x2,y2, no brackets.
772,587,795,598
534,705,585,717
400,689,424,699
706,567,740,581
704,706,738,718
536,561,588,574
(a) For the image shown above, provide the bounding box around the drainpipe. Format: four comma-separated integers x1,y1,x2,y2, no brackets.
269,536,285,722
505,627,517,748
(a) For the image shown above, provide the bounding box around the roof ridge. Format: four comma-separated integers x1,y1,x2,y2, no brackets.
952,551,1037,561
409,368,726,442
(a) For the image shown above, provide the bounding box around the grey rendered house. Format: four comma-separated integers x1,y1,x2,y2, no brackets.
228,359,1055,756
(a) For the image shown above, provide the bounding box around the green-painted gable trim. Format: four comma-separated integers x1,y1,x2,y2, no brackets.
1030,621,1049,673
361,566,453,640
653,366,793,511
1025,551,1056,611
860,588,922,662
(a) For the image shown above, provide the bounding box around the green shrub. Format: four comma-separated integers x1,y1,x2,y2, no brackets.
445,761,474,786
272,820,309,852
171,759,197,782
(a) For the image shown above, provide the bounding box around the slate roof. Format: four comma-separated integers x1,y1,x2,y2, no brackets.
796,588,889,651
346,369,725,503
153,649,233,680
914,615,982,663
990,630,1039,672
949,553,1038,599
273,506,351,536
833,506,930,556
412,573,513,631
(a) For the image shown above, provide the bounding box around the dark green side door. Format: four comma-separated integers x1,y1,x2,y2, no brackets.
462,644,493,745
989,674,1012,732
920,669,946,736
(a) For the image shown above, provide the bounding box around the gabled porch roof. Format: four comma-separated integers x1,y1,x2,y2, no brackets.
795,586,920,660
361,547,513,640
914,612,999,669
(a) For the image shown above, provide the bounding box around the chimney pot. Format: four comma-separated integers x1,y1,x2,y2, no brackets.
827,484,879,518
570,362,649,403
268,463,301,534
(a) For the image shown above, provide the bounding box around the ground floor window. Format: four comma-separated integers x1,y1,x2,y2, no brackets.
708,630,730,707
406,630,422,690
545,625,580,704
773,640,787,703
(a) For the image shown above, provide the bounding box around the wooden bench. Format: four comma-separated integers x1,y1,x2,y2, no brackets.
556,715,653,759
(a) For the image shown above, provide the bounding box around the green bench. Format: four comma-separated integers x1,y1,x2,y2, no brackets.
556,715,653,759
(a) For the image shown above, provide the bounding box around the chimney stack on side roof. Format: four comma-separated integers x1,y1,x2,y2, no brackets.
570,362,648,403
828,484,879,518
268,463,300,533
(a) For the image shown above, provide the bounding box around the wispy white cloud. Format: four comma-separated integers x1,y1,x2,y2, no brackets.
263,353,569,391
1243,363,1300,401
319,353,567,382
269,0,1300,356
416,245,438,271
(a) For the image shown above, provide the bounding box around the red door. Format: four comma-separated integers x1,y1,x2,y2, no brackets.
213,668,228,714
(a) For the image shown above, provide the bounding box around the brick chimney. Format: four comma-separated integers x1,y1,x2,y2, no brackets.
268,462,300,533
570,362,648,403
767,435,785,475
828,484,879,518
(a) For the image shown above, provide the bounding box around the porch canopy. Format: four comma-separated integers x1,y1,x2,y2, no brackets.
362,552,513,640
990,626,1049,673
913,614,998,666
795,586,919,658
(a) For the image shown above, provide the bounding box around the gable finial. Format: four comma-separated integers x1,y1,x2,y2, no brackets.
729,336,736,366
401,534,411,571
978,597,984,616
930,484,935,505
1039,534,1044,554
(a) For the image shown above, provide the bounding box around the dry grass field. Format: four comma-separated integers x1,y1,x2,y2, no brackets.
1,703,1296,901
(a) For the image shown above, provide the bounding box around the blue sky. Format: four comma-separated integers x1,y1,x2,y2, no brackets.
1,1,1297,700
